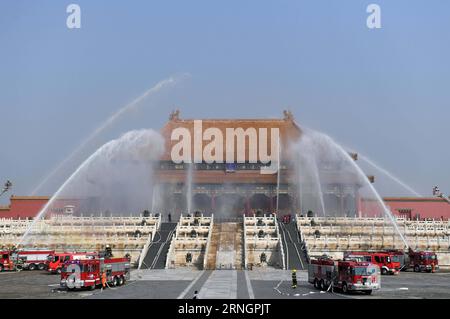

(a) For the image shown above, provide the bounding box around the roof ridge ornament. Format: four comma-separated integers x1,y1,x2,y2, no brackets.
169,109,181,121
283,110,294,121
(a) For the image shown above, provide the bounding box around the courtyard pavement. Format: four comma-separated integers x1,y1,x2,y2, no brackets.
1,268,450,299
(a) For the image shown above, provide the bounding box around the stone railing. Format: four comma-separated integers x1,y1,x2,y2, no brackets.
202,214,214,270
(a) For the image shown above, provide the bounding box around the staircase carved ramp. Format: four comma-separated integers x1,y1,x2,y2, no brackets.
205,223,221,269
218,222,244,269
205,222,245,270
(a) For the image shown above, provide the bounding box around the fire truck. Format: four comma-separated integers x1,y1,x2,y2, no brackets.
282,214,291,224
60,257,131,290
308,256,380,294
48,252,98,274
343,251,400,275
15,250,54,270
1,249,54,271
381,250,406,269
406,249,439,273
369,249,438,273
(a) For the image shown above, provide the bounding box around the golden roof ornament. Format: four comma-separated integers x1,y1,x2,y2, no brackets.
283,110,294,121
169,109,180,121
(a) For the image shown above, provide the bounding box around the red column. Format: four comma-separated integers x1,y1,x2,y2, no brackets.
211,194,215,213
269,195,274,213
245,196,251,216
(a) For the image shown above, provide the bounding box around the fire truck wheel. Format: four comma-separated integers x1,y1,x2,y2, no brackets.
38,263,45,270
414,265,420,272
29,264,36,271
89,285,95,291
313,278,320,289
342,282,348,294
322,281,330,291
119,276,125,285
319,279,326,291
381,268,387,275
363,290,372,295
57,268,62,274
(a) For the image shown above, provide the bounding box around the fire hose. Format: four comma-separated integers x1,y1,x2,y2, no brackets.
273,273,337,296
103,280,118,290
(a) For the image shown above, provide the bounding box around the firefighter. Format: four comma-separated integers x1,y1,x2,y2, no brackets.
105,245,113,258
9,259,14,271
260,252,267,264
291,269,297,289
101,271,107,291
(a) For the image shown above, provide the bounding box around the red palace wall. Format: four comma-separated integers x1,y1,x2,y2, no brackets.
384,197,450,220
1,196,450,220
0,196,49,219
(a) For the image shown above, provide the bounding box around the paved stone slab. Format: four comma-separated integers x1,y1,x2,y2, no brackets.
198,270,237,299
88,280,191,299
247,269,307,281
178,270,211,299
131,269,202,281
252,280,347,299
236,270,250,299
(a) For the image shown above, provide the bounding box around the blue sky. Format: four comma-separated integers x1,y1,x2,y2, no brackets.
1,0,449,202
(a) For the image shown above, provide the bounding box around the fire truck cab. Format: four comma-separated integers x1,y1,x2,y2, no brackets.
308,256,380,294
60,257,131,290
0,251,15,271
344,252,400,275
48,252,97,274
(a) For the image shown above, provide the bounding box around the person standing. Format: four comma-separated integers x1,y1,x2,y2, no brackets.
193,290,199,299
291,269,297,289
101,271,107,291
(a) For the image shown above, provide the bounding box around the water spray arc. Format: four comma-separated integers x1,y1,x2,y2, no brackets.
19,129,165,247
340,149,410,249
359,155,422,197
293,129,410,249
186,162,193,215
31,73,190,196
276,135,281,214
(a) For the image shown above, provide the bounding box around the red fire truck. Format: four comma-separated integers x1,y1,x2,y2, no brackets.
60,257,131,290
1,249,54,271
407,249,439,273
48,252,98,274
282,214,291,224
343,251,400,275
381,250,406,270
308,256,380,295
15,250,54,270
